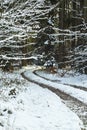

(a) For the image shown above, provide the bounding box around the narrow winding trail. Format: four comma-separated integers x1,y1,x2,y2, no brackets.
21,69,87,129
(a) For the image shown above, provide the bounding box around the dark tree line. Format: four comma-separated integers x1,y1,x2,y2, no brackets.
0,0,87,73
42,0,87,73
50,0,87,30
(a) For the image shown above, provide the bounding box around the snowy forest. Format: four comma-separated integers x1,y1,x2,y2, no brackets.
0,0,87,130
0,0,87,73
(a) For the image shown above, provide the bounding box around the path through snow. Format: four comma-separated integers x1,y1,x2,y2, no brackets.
23,67,87,129
0,68,84,130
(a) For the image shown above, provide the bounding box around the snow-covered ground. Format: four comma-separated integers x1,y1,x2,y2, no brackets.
36,70,87,88
24,68,87,105
0,67,84,130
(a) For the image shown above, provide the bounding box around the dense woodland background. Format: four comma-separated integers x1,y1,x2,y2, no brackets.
0,0,87,73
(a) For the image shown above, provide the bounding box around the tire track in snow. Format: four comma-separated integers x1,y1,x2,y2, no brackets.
34,70,87,92
21,71,87,129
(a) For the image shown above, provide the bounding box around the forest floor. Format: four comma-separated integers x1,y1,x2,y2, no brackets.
0,65,87,130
